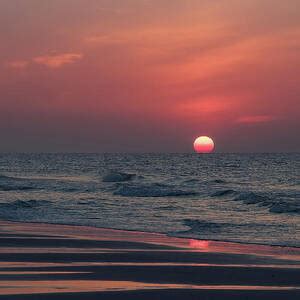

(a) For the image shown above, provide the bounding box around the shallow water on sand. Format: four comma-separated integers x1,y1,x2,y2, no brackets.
0,153,299,246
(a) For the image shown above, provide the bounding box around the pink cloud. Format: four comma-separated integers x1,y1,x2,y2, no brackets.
6,60,29,69
33,53,83,68
236,115,277,124
175,97,235,116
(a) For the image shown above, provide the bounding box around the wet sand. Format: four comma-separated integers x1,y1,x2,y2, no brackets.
0,221,299,299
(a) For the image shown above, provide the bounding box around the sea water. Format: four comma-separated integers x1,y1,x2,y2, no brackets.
0,153,299,247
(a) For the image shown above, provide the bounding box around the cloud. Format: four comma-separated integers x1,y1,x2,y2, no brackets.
6,60,29,69
33,53,83,68
85,35,125,45
236,115,277,124
175,96,235,116
5,53,83,70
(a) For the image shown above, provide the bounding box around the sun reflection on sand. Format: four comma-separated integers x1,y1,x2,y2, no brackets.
189,239,210,249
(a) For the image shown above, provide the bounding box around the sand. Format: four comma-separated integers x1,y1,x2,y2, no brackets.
0,220,299,299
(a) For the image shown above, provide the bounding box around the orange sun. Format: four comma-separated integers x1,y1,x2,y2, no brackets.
193,136,215,153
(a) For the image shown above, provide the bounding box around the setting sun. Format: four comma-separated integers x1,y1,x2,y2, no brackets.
193,136,215,153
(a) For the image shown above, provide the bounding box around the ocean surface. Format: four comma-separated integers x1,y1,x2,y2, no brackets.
0,153,299,247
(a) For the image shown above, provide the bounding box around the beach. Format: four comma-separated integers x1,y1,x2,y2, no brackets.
0,221,299,299
1,0,300,298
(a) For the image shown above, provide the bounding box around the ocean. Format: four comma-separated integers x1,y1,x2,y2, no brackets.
0,153,299,247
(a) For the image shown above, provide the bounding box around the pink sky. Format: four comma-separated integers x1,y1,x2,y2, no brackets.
0,0,299,152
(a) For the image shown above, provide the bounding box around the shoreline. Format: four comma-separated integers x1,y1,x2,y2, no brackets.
1,219,299,250
0,220,299,299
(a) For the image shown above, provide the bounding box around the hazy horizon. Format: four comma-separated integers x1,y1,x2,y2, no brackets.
0,151,299,154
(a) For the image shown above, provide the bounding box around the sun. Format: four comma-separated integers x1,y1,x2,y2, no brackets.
193,136,215,153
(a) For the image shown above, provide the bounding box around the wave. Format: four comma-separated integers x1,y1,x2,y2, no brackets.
114,182,197,197
233,191,271,204
59,186,94,193
211,179,228,184
0,185,34,191
0,174,22,181
182,178,199,184
0,200,51,209
182,178,228,185
0,174,35,191
211,189,236,197
232,191,300,214
177,218,279,235
182,219,223,233
77,200,96,205
0,174,96,193
154,205,177,210
269,203,300,214
102,171,136,182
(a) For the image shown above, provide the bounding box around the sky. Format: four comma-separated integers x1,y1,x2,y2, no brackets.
0,0,299,152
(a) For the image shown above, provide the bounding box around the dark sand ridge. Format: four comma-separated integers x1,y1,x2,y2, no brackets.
0,221,299,299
